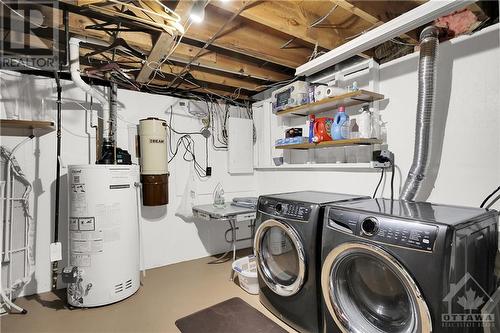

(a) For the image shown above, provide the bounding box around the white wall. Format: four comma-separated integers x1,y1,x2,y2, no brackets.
1,74,256,296
256,25,500,210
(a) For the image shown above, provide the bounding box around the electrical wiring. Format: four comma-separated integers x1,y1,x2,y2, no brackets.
480,186,500,208
145,20,193,86
390,163,395,201
373,169,385,198
309,4,338,28
166,106,209,178
166,3,252,90
229,76,299,103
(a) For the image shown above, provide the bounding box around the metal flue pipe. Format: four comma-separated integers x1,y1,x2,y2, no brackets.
400,26,440,201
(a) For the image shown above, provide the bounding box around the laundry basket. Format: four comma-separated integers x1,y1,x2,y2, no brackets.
232,255,258,295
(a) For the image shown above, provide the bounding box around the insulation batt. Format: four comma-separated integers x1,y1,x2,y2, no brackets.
434,9,479,39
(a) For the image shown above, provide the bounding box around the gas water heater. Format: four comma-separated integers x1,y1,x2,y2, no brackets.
138,118,168,206
64,165,140,307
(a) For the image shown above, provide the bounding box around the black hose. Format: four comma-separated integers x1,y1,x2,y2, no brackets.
480,186,500,208
52,71,62,290
63,10,69,69
373,169,384,198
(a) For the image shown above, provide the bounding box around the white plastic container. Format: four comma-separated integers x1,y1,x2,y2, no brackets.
232,255,259,295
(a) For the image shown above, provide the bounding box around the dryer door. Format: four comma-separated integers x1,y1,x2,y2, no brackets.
254,219,306,297
321,242,432,333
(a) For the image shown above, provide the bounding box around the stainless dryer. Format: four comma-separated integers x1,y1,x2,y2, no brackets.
321,199,498,333
254,191,368,333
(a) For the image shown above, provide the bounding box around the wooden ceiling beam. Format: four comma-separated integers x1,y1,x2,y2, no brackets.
173,1,314,68
136,32,176,83
59,2,293,80
64,11,290,81
332,0,419,42
208,0,380,59
208,0,341,50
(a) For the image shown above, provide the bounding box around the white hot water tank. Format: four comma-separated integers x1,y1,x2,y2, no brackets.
65,164,140,307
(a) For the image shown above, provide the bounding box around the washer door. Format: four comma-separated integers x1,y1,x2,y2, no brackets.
254,219,306,297
321,242,432,333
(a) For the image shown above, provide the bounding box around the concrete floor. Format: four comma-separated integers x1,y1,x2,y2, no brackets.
1,251,295,333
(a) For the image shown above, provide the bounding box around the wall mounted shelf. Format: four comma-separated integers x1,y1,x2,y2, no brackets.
275,138,382,150
0,119,55,131
276,90,384,117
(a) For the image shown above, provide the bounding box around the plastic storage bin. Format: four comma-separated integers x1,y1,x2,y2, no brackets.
232,255,259,295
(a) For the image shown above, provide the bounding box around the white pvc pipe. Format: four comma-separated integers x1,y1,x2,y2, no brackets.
69,37,110,141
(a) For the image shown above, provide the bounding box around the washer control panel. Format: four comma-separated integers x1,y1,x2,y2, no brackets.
328,208,439,252
362,216,438,252
259,199,312,221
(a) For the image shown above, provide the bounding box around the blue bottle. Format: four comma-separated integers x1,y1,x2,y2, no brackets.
332,106,349,140
308,115,315,143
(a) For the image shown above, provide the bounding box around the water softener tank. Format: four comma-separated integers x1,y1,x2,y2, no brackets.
139,118,169,206
65,165,140,307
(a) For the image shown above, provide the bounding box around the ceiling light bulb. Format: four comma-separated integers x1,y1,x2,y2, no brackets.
190,11,204,23
190,0,207,23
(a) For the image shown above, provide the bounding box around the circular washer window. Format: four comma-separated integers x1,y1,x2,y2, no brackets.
254,219,306,297
321,243,432,333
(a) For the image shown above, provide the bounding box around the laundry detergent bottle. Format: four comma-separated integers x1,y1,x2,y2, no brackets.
332,106,349,140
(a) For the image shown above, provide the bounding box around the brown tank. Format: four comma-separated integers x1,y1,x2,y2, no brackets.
141,174,169,206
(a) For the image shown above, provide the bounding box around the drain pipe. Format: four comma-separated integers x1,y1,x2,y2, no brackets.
51,71,62,290
400,26,440,202
109,82,118,163
69,38,110,145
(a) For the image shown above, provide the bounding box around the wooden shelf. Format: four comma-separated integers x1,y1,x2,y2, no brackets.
276,90,384,117
255,162,381,171
1,119,55,131
275,138,382,150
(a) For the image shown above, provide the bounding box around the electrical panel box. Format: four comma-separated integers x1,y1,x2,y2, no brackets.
228,117,254,174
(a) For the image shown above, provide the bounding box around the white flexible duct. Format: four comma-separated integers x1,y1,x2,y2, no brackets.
69,37,110,141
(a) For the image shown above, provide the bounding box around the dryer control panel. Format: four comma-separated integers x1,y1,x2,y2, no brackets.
259,199,312,221
328,209,439,252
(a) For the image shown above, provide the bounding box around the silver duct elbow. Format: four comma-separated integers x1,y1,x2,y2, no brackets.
400,26,440,201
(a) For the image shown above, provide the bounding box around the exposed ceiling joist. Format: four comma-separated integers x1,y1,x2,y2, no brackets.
208,0,339,49
173,1,314,68
333,0,419,42
65,11,290,82
296,0,478,76
208,0,382,59
136,32,176,83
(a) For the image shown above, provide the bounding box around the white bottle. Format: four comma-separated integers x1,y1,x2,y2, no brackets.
358,110,372,138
